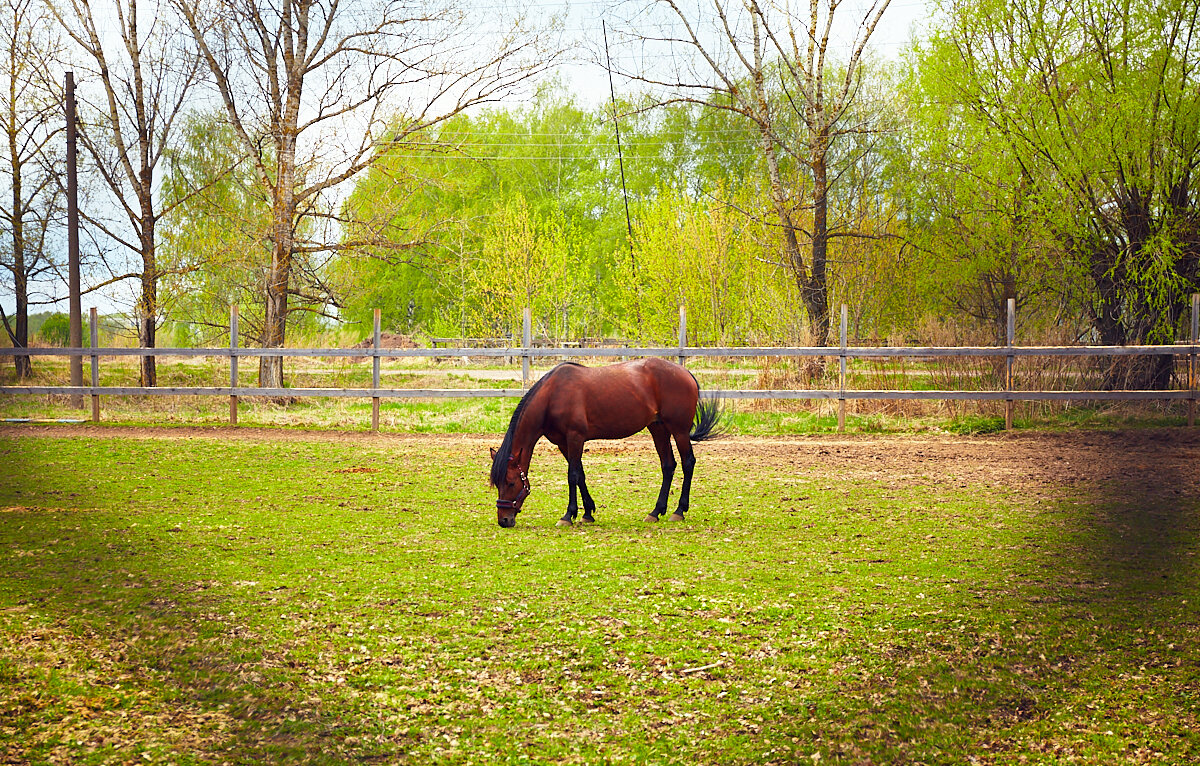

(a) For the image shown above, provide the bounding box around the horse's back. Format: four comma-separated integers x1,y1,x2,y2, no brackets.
577,357,697,405
542,359,697,441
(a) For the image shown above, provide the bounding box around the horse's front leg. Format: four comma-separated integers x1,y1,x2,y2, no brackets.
557,440,595,526
557,444,578,527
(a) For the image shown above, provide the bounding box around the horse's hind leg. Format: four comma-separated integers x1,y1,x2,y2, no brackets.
669,430,696,522
646,423,677,522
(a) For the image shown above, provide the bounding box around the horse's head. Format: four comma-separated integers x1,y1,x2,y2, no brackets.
490,448,530,528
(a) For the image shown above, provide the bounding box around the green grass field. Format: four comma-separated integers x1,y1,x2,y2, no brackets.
2,428,1199,764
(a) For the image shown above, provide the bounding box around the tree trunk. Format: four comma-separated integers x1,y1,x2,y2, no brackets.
257,58,301,391
260,194,293,389
138,203,157,387
1086,240,1180,390
10,224,32,380
760,121,832,346
805,127,832,345
7,122,31,379
12,265,31,379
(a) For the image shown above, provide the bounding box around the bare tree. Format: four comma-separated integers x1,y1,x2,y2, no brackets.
611,0,891,344
1,0,64,379
174,0,558,387
48,0,205,386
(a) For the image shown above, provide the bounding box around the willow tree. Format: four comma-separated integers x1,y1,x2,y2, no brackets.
922,0,1200,387
895,41,1061,345
158,111,274,341
175,0,557,387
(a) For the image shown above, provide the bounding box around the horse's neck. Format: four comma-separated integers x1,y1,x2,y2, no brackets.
511,393,546,468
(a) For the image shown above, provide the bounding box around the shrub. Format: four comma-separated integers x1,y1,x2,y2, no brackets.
37,313,90,347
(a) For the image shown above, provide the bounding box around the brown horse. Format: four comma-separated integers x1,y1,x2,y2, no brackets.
489,358,723,528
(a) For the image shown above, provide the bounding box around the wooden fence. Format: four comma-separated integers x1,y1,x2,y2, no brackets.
2,298,1199,431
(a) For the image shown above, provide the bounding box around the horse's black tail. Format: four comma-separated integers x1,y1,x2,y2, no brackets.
691,395,726,442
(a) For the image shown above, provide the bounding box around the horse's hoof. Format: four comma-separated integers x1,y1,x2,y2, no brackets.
668,513,685,522
556,518,573,527
582,516,596,524
644,514,659,523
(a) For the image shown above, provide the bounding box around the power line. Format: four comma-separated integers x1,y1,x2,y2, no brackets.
375,137,767,149
369,151,776,161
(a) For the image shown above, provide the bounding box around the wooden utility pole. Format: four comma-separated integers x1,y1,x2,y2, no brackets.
67,72,82,407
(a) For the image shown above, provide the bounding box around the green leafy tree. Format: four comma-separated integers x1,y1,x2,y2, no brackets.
629,186,799,345
38,312,89,347
336,91,625,341
894,42,1062,344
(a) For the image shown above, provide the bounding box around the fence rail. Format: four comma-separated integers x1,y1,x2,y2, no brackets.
2,299,1198,430
4,343,1199,359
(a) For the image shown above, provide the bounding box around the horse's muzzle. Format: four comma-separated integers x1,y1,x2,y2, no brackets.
495,471,530,530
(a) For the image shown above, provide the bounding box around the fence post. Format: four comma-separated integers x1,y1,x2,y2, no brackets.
372,308,381,432
838,304,847,433
89,307,99,422
522,306,532,388
1190,293,1198,428
678,305,687,367
229,305,238,426
1006,298,1015,431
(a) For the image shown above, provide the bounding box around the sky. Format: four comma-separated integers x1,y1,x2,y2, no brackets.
3,0,935,324
556,0,934,106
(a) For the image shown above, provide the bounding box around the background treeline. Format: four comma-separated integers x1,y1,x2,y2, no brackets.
4,0,1200,390
287,0,1200,383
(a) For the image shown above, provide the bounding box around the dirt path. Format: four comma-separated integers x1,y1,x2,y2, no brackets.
6,424,1198,501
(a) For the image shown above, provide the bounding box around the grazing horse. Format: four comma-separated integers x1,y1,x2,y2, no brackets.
489,358,723,528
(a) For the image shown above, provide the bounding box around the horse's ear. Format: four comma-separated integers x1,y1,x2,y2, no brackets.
490,447,497,460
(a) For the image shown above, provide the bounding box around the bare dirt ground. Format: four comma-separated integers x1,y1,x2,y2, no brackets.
6,424,1198,502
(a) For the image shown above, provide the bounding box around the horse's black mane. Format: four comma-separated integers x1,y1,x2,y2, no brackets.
490,363,582,486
